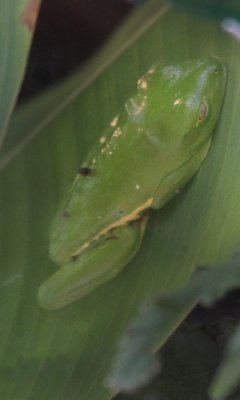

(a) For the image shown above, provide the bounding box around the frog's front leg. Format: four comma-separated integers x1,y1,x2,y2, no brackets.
38,215,149,310
152,145,211,209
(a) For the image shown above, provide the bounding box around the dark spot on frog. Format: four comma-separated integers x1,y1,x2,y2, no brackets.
78,167,91,176
62,210,70,218
109,229,117,239
175,187,182,194
20,0,41,32
70,254,78,262
130,213,149,227
116,210,124,216
137,208,150,219
113,210,124,219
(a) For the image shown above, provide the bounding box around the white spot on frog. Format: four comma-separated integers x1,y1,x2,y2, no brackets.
148,64,157,74
99,136,106,144
137,77,148,90
112,127,122,138
110,116,119,127
173,98,182,106
125,96,147,123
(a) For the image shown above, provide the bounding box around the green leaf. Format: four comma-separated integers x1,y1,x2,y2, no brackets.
169,0,240,20
1,1,240,399
210,320,240,400
116,322,222,400
0,0,41,147
108,253,240,393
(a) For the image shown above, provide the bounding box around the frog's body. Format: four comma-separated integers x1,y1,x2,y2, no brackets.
38,57,226,310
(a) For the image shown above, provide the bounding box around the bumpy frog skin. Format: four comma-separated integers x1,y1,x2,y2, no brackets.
38,57,226,310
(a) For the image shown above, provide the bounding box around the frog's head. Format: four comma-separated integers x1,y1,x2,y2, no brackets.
136,57,227,207
143,57,227,158
171,57,226,155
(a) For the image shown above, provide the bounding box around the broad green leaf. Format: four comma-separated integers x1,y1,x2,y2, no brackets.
1,1,240,399
0,0,41,147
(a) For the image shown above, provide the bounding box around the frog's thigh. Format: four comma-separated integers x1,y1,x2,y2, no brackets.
38,218,148,310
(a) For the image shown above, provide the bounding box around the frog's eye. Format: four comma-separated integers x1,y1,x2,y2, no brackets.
198,101,208,122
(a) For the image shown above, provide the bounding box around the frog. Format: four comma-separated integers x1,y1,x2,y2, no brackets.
38,57,226,310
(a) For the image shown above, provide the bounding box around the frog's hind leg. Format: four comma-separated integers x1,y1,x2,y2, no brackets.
38,216,149,310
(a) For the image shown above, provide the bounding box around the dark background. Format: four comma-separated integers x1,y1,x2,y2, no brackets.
20,0,134,100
